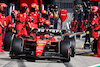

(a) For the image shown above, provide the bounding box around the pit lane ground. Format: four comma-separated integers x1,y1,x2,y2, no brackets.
0,38,100,67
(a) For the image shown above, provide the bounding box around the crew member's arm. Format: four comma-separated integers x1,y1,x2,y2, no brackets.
28,22,31,28
0,21,4,28
4,21,7,26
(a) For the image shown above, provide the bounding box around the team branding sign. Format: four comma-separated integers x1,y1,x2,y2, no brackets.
59,9,67,22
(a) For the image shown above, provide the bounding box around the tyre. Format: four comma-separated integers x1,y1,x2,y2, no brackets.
60,40,70,62
10,38,24,59
69,38,76,57
91,39,98,54
4,32,14,51
11,38,24,54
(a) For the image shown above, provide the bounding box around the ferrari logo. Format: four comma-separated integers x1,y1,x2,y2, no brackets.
31,5,33,8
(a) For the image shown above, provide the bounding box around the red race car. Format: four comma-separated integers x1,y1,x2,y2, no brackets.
9,29,76,62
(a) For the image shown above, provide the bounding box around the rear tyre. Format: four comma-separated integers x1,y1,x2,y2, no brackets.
60,40,70,62
10,38,24,59
4,32,14,51
12,38,24,53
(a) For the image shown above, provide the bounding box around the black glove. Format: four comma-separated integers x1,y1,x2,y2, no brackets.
85,25,91,29
62,30,66,34
2,26,7,31
16,19,20,22
93,24,97,28
94,30,99,32
29,28,33,34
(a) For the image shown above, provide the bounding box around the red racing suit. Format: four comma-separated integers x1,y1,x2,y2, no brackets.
93,23,100,57
91,13,99,39
92,13,100,57
28,11,39,39
26,15,38,39
0,13,6,52
29,12,39,24
15,12,28,37
6,16,15,31
39,17,45,28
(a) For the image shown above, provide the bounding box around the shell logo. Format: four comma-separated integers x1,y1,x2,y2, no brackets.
1,16,3,18
20,14,23,17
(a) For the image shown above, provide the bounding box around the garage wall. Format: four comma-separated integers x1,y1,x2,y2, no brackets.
55,0,74,13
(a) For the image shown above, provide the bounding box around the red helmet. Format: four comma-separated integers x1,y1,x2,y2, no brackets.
49,5,53,8
44,34,50,38
42,10,47,14
11,10,18,18
21,3,28,7
28,16,34,22
0,3,7,11
91,6,98,13
31,3,37,8
44,20,50,26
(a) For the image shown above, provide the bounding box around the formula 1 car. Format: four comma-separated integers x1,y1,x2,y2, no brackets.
9,29,76,62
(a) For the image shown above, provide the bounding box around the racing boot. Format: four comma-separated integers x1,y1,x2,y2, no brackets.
93,37,100,57
0,45,5,52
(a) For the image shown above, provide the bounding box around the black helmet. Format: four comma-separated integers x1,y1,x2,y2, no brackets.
54,5,58,11
49,5,54,12
54,5,58,9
